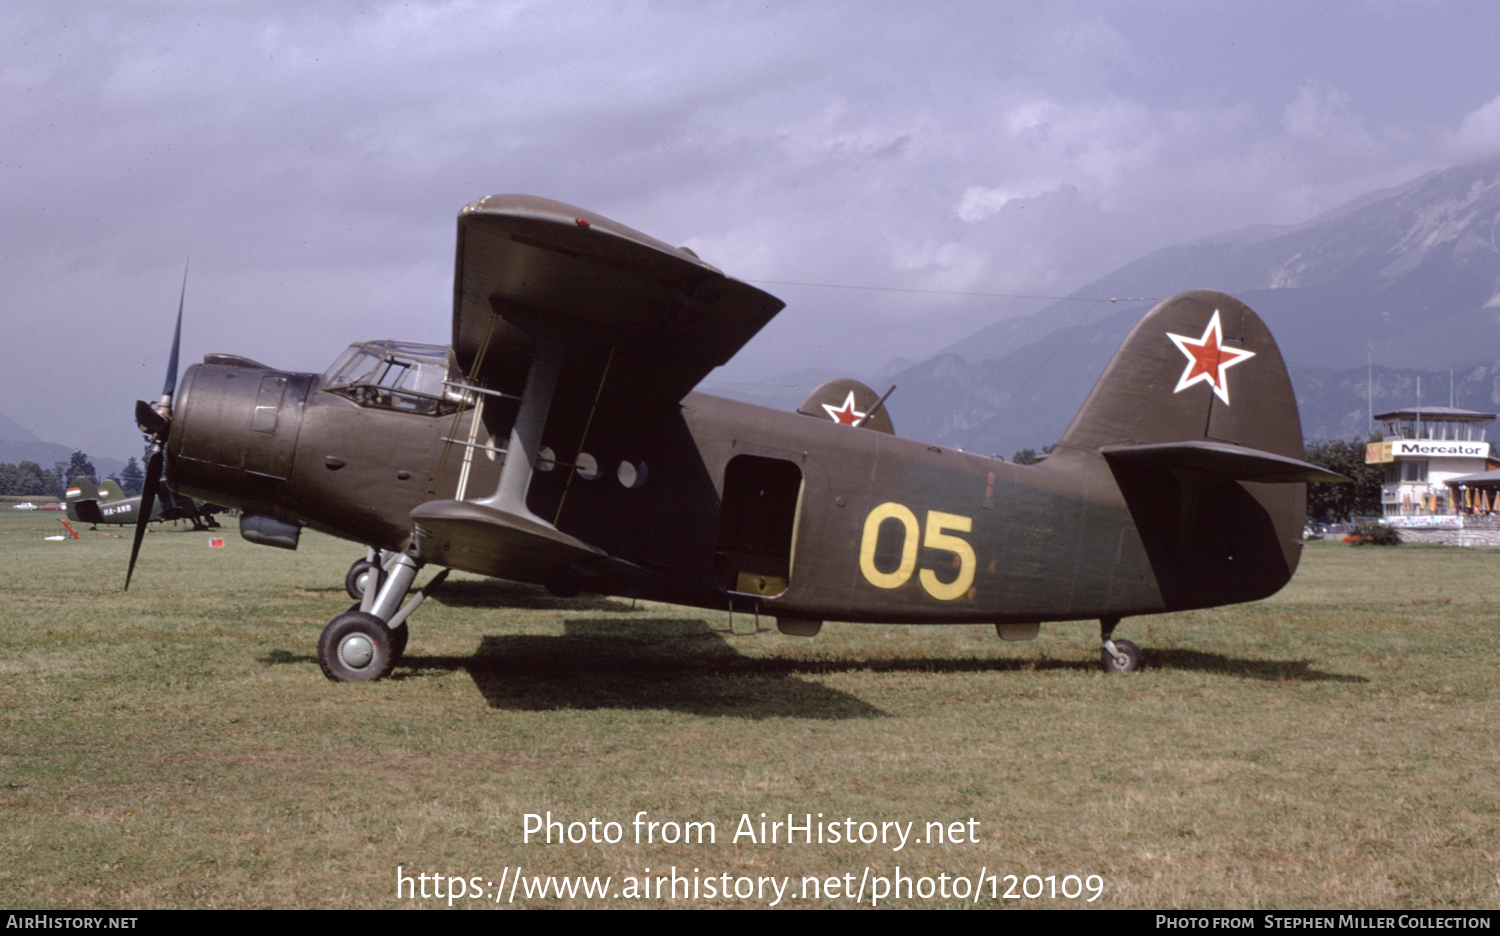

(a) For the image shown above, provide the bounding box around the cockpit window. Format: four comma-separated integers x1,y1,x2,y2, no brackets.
322,341,469,415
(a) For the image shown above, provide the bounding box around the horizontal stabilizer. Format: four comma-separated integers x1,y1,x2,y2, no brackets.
1100,440,1348,484
410,499,648,586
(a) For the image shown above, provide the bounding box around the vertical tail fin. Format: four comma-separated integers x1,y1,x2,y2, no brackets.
1057,290,1317,611
1058,290,1302,456
65,476,101,503
65,476,104,525
795,378,896,434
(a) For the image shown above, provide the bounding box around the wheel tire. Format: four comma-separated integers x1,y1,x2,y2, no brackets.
1101,639,1143,673
318,611,394,682
345,559,377,601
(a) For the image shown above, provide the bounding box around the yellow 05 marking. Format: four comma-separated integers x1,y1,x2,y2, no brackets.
859,502,919,589
920,510,977,600
859,503,976,600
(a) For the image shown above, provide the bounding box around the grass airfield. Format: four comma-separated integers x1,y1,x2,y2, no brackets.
1,508,1497,909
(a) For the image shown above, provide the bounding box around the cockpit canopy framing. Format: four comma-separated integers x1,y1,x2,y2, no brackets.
322,340,468,416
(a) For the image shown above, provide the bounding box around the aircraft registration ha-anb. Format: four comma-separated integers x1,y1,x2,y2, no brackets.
126,195,1345,681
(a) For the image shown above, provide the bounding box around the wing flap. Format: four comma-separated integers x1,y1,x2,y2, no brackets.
1100,440,1349,484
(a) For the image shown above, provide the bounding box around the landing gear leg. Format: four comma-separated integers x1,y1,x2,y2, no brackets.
1099,616,1143,673
318,552,449,682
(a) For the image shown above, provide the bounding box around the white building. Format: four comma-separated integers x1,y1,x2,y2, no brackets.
1366,406,1496,525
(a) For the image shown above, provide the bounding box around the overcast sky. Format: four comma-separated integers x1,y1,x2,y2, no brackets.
7,0,1500,460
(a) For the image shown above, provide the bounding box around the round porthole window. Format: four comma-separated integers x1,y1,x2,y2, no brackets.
575,452,600,480
617,460,649,489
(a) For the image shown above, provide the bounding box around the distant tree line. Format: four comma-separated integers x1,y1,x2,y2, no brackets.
0,450,143,499
0,460,67,498
1303,439,1384,521
1012,444,1057,465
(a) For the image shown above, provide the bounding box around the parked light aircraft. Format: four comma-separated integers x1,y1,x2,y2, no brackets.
66,476,219,530
126,195,1343,681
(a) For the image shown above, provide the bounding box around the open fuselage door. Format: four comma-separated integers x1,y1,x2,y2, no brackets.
714,453,804,598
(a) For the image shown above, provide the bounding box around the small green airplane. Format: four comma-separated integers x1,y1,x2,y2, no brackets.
126,195,1344,681
65,476,220,530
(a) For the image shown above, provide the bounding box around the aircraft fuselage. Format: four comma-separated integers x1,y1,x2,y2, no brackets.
166,353,1302,628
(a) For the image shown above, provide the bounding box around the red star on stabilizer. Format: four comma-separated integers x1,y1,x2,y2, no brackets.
1166,310,1256,405
822,390,867,426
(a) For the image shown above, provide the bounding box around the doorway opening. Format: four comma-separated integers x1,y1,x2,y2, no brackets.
713,454,803,597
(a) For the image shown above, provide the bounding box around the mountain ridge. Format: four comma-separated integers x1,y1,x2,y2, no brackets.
854,157,1500,456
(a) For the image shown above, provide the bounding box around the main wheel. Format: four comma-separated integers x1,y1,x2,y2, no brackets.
1101,639,1143,673
318,611,394,682
337,603,407,662
345,558,378,601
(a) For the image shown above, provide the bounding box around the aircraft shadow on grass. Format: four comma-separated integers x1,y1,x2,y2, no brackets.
257,598,1365,715
1145,649,1367,683
431,621,890,718
260,616,883,719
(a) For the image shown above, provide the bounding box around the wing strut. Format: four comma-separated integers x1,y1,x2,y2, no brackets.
553,345,616,526
431,307,505,504
470,331,561,524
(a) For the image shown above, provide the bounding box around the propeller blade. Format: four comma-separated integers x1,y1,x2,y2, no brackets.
127,261,190,591
162,259,187,399
124,444,164,592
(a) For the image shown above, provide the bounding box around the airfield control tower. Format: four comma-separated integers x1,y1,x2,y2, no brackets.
1365,406,1496,524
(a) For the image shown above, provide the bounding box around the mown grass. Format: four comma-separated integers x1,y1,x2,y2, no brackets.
2,512,1497,909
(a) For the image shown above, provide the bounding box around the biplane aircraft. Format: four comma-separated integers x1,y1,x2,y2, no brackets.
127,195,1343,681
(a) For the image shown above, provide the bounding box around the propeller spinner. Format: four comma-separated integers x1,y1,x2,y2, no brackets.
125,261,187,590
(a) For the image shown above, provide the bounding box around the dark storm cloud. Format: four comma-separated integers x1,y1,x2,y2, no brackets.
5,0,1500,458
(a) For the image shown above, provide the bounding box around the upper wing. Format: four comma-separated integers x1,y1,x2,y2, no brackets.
452,194,785,405
413,196,784,586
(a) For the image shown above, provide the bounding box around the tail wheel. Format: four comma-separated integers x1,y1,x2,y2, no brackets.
1101,639,1143,673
